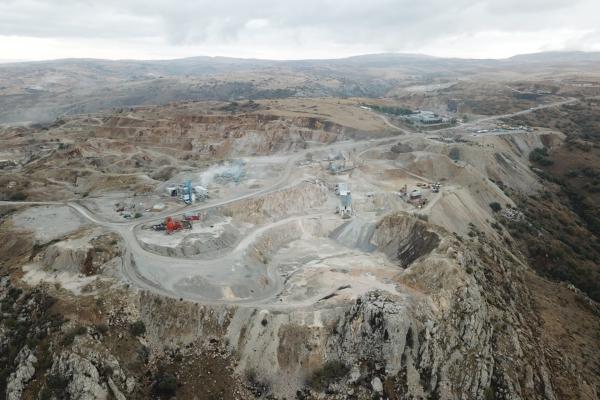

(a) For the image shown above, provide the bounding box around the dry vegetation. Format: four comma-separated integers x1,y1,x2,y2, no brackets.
506,99,600,301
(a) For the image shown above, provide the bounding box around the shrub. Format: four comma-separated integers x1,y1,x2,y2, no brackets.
8,191,27,201
529,147,554,166
153,371,177,396
72,325,87,335
137,345,150,364
8,287,22,300
309,361,350,391
245,368,271,397
95,324,109,334
449,148,460,161
47,373,69,391
41,373,70,400
368,104,413,116
61,325,86,345
489,202,502,212
129,320,146,336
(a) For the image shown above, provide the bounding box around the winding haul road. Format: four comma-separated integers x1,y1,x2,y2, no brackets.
1,98,575,304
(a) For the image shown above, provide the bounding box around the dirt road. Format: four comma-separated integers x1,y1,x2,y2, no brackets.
0,97,575,305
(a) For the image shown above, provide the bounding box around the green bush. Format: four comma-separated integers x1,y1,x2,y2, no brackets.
529,148,554,165
129,320,146,336
489,202,502,212
368,104,413,116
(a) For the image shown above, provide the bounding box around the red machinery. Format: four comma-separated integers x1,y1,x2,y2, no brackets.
184,213,201,221
165,216,192,234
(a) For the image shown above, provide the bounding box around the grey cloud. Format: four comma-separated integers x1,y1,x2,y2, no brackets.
0,0,598,58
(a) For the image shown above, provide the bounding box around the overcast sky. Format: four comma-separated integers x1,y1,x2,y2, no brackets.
0,0,599,61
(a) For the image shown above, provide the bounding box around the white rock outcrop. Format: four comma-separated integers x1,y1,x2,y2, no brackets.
6,347,37,400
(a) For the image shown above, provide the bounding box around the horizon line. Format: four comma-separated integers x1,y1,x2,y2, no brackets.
0,49,598,66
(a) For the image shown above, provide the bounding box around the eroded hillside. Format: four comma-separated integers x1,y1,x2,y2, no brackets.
1,86,599,400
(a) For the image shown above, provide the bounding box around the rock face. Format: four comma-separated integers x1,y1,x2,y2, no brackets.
97,113,349,158
42,238,90,273
371,214,441,267
6,347,37,400
107,377,127,400
51,352,108,400
136,216,565,399
226,181,329,224
318,282,493,399
134,216,499,398
371,376,383,393
40,231,122,275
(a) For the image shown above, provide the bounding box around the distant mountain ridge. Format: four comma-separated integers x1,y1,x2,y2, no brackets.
1,50,599,68
0,51,598,124
507,50,600,63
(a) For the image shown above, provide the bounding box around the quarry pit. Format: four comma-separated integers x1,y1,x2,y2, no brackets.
4,91,596,400
6,105,563,307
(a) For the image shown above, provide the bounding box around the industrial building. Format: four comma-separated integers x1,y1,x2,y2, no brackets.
335,182,353,217
165,182,209,204
403,110,446,125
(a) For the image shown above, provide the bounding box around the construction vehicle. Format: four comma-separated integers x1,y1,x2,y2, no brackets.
398,184,408,197
431,182,441,193
184,213,201,221
151,222,166,231
409,197,428,209
164,216,192,234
